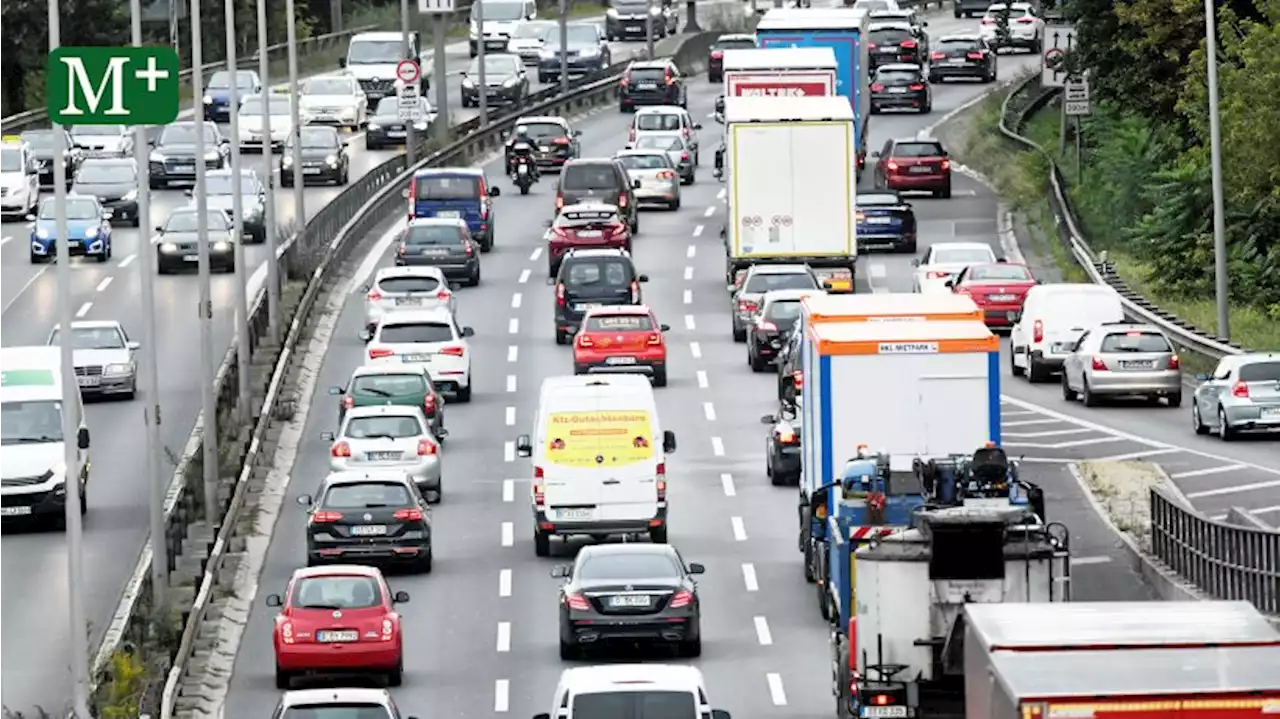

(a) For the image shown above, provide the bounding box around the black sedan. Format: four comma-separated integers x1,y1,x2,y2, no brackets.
21,128,82,189
928,34,997,83
365,96,432,150
396,217,482,286
155,207,237,274
461,54,529,108
71,158,141,227
281,126,350,186
298,471,433,572
708,33,758,83
856,190,917,253
870,63,931,114
761,405,802,486
554,544,703,660
147,121,229,188
748,290,813,372
538,23,612,83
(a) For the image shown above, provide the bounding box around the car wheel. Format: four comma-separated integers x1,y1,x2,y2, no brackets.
535,529,552,557
929,74,941,84
274,666,292,690
559,637,580,661
468,267,481,287
1218,408,1235,441
1061,372,1077,401
555,328,568,345
1010,346,1025,376
1082,378,1099,407
1192,402,1209,434
1027,356,1048,383
455,383,472,403
652,367,668,387
131,215,140,228
1166,391,1182,408
387,660,404,687
750,348,768,373
418,547,434,573
678,633,702,658
770,462,787,487
649,524,668,544
669,198,681,210
732,323,746,343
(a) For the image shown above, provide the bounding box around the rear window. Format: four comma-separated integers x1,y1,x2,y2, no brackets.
744,272,818,293
378,322,454,343
968,264,1031,281
939,38,980,51
617,154,670,170
516,122,568,140
377,276,441,293
1100,331,1172,353
565,260,631,287
892,141,945,158
577,552,680,580
766,299,803,322
405,224,465,245
322,482,413,509
562,164,621,191
628,67,667,83
556,209,620,227
634,135,684,152
290,576,382,609
714,38,757,50
570,691,696,719
1239,361,1280,382
344,414,424,439
282,703,391,719
636,113,683,132
870,28,913,43
875,69,922,84
352,373,427,397
586,314,654,331
414,176,481,200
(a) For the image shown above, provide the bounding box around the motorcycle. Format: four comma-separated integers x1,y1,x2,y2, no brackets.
511,156,537,195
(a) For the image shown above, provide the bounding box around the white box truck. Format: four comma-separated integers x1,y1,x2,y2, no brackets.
717,95,856,287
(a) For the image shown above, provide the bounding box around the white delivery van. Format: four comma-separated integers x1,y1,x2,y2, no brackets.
1010,283,1125,382
1,346,91,527
538,665,732,719
516,375,677,557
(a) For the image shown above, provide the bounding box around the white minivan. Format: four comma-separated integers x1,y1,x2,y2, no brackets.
537,664,731,719
1,346,92,526
1010,283,1124,382
516,375,677,557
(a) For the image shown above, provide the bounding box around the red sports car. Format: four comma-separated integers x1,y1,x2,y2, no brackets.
545,204,632,276
268,565,410,689
573,305,671,387
947,262,1038,327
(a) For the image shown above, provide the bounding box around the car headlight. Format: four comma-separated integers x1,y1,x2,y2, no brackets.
581,46,600,56
203,95,213,104
122,189,138,201
36,227,50,239
160,242,177,252
85,226,99,238
502,77,517,87
149,151,165,162
282,154,293,166
325,154,338,166
104,363,132,375
606,7,618,16
462,77,476,88
213,240,231,251
368,122,382,130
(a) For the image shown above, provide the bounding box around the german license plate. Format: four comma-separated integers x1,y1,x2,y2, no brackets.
1,506,33,517
627,25,642,30
575,303,600,311
174,165,193,173
388,131,406,138
317,630,360,643
908,166,932,174
436,210,461,218
422,248,450,256
1261,407,1280,418
861,708,907,718
558,508,593,520
889,87,908,93
1119,360,1156,370
866,216,893,224
366,451,401,461
540,145,551,152
402,354,431,363
577,230,603,238
77,376,100,388
303,167,322,174
183,255,198,262
394,297,422,306
605,356,637,365
638,83,657,89
988,294,1016,302
609,595,651,608
350,524,388,536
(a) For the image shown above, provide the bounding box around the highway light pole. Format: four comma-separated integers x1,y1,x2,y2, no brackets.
1204,0,1230,339
132,0,168,610
49,2,93,716
287,0,307,221
226,0,251,422
646,0,655,60
477,0,489,124
258,0,281,344
432,9,449,139
402,0,417,166
191,0,222,525
559,0,569,95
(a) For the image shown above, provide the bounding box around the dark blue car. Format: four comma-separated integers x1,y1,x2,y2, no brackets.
203,70,262,121
29,195,114,263
855,191,917,253
408,168,501,252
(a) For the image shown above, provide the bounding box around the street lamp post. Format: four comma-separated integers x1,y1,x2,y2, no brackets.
1203,0,1230,339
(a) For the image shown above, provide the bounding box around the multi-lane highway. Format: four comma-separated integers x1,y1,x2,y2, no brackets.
0,14,714,711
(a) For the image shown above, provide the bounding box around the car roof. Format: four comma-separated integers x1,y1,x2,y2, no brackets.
478,52,522,62
560,664,706,692
629,59,672,68
80,157,136,167
378,307,455,324
986,2,1033,9
717,32,757,41
564,157,619,167
53,320,122,331
749,264,812,275
323,470,416,488
516,115,569,125
763,289,822,302
876,63,922,72
343,404,429,420
894,135,942,144
1092,322,1162,333
350,363,430,378
584,304,652,317
564,247,631,259
374,265,448,281
615,149,669,158
291,563,384,579
577,543,677,559
869,21,913,30
280,688,393,709
929,241,993,252
414,166,484,178
352,31,403,41
938,33,982,42
635,105,688,115
408,217,468,228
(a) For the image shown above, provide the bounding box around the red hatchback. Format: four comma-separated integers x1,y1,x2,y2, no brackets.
573,305,671,387
873,137,952,198
545,203,633,276
947,262,1038,327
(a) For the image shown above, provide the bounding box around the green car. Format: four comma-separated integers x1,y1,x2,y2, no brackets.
330,364,447,441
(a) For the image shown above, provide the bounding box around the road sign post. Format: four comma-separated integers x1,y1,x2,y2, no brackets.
46,47,181,125
419,0,454,141
1040,24,1074,88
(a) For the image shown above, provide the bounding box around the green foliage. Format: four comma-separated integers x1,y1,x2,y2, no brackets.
99,650,148,719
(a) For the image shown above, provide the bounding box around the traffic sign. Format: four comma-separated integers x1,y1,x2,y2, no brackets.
418,0,455,11
1064,76,1090,115
1065,101,1092,116
1041,24,1075,88
396,59,420,85
398,83,424,122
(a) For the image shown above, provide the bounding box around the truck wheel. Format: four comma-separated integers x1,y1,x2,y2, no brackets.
534,529,551,557
802,539,816,583
817,580,831,620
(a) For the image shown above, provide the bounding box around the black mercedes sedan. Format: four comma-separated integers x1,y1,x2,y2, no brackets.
20,128,82,189
71,158,141,227
281,126,350,186
154,207,236,274
147,121,229,189
299,471,433,572
554,543,703,660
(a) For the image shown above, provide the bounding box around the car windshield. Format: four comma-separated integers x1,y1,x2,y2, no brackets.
293,128,340,148
305,77,354,95
634,135,683,151
240,96,293,115
377,275,442,293
617,154,670,170
858,193,901,206
1099,331,1171,353
931,248,993,265
208,70,257,89
546,25,598,46
0,148,22,172
76,163,136,184
159,124,217,145
876,68,921,84
0,400,64,445
71,125,124,137
469,56,519,75
352,373,427,397
473,0,526,20
870,27,913,43
20,132,55,150
636,114,682,132
1239,361,1280,382
585,314,654,332
202,173,260,195
967,264,1030,281
347,40,402,64
562,164,620,191
379,322,454,344
291,576,382,609
405,225,464,245
282,703,391,719
566,260,630,287
577,552,680,580
514,22,555,38
39,197,98,220
323,482,413,509
892,141,944,158
414,176,480,200
570,691,696,719
766,299,803,322
49,326,125,349
164,211,231,232
344,415,424,439
744,272,817,293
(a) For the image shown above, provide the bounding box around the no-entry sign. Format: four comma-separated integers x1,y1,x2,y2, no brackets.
396,59,421,85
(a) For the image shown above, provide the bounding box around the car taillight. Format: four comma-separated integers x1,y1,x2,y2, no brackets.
738,299,758,313
396,243,406,256
436,289,451,300
369,347,394,359
792,370,803,390
656,169,676,180
669,590,694,608
682,127,690,139
417,439,438,456
901,40,917,49
647,332,662,345
610,222,629,236
439,345,466,357
331,442,352,458
1232,381,1249,398
1091,356,1108,371
967,51,985,59
867,694,897,707
868,42,878,49
578,333,595,347
656,476,666,501
407,177,416,218
941,159,951,171
628,127,636,142
342,395,354,409
619,76,630,88
424,393,437,415
394,508,424,521
711,50,723,59
777,427,797,444
1167,354,1180,370
565,592,591,611
855,211,866,221
680,152,689,162
908,83,925,91
552,137,571,145
1032,320,1044,344
555,193,565,210
556,283,566,307
930,51,945,60
925,271,949,279
1016,17,1034,23
312,510,343,523
618,192,628,208
630,280,640,303
757,320,778,331
367,289,383,301
886,161,899,172
664,71,675,85
534,479,545,506
871,83,884,92
465,243,474,256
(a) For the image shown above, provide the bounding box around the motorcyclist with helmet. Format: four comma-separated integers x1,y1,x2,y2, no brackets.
506,125,541,182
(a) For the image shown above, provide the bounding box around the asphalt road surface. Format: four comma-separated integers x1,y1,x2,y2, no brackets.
218,16,1162,719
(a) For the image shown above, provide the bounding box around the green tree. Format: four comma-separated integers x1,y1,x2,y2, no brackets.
1,0,129,114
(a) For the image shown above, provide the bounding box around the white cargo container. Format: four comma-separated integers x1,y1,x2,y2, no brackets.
722,47,837,98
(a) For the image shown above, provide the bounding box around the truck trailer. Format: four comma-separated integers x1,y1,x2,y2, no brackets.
723,46,838,98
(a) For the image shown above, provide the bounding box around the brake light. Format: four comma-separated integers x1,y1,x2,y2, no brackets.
565,592,591,611
868,694,896,706
369,347,394,360
1033,319,1044,344
711,50,723,59
610,222,629,237
868,42,878,49
436,289,451,300
792,370,803,389
312,510,343,523
631,280,641,303
394,507,424,521
647,332,662,346
533,480,545,505
757,320,778,332
465,243,474,257
618,192,628,208
1091,356,1108,371
901,40,917,49
777,427,796,444
930,51,945,60
407,177,416,218
396,243,406,256
967,51,985,59
871,83,885,92
1016,17,1034,23
926,271,949,280
556,283,566,307
680,152,689,162
552,137,571,145
941,158,951,171
664,70,674,85
534,466,544,480
1168,354,1180,370
331,442,351,458
886,161,899,172
1232,381,1249,398
908,83,925,91
578,334,595,347
417,438,438,456
555,193,565,210
424,393,437,416
628,127,636,143
367,288,383,301
656,477,666,501
342,395,354,409
439,345,466,357
669,590,694,608
619,75,630,88
681,127,690,139
656,169,676,180
738,299,758,313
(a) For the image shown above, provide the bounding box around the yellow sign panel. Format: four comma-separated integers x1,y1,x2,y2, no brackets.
546,411,654,467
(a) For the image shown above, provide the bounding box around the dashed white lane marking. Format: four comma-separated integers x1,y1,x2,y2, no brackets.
711,436,724,456
721,472,736,497
496,621,512,652
0,236,10,246
508,318,519,334
503,441,515,462
518,268,531,284
742,562,758,591
75,302,92,318
683,289,692,304
508,345,518,362
1094,448,1180,462
685,314,696,330
731,515,747,541
494,680,510,713
753,615,772,645
529,247,542,261
505,406,516,426
684,266,693,280
1070,555,1113,566
690,341,702,358
703,402,716,421
511,292,522,308
499,569,512,597
766,673,788,706
696,370,708,389
117,253,136,268
1185,478,1280,500
693,224,704,237
506,375,517,393
502,479,515,503
1171,464,1245,480
716,188,726,200
501,521,514,546
703,206,715,217
686,244,696,258
95,277,112,292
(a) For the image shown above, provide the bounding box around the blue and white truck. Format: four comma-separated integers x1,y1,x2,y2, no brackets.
756,8,871,177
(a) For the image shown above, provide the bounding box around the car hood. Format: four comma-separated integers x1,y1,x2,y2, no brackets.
205,194,264,214
507,37,545,49
1,172,28,191
36,218,99,236
345,63,400,81
241,115,294,132
294,146,339,159
612,7,652,17
74,135,126,150
302,93,358,107
154,143,204,157
72,348,130,367
157,229,234,244
479,20,521,35
71,181,135,200
0,444,66,480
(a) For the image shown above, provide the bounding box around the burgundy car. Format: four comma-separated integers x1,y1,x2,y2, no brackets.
873,137,952,198
947,262,1038,327
544,204,633,276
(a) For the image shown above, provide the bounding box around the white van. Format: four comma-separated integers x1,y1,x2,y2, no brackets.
1010,283,1124,382
515,375,677,557
1,347,92,526
537,664,731,719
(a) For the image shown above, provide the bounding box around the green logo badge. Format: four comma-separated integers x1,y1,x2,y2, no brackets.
46,47,181,126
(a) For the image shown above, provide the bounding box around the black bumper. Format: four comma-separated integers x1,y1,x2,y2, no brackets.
157,249,235,273
858,233,915,252
771,447,801,478
871,90,929,110
620,89,680,108
561,610,699,645
394,257,479,279
101,199,139,224
929,64,987,79
535,506,667,538
308,536,432,566
1,488,69,523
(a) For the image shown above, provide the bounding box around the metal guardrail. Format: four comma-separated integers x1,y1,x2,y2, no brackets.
996,73,1248,363
151,30,723,718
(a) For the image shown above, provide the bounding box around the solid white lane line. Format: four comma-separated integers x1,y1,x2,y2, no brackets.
684,266,693,280
95,277,113,292
1171,464,1245,479
501,521,514,546
766,674,788,706
75,302,92,318
731,516,747,541
703,402,716,421
703,206,715,217
505,406,516,426
518,268,531,284
508,345,519,362
693,224,704,237
685,314,696,330
529,247,542,261
687,244,696,257
696,370,708,389
690,341,701,358
511,292,522,308
721,473,736,497
712,436,724,456
494,680,510,713
1094,448,1180,462
506,375,517,393
508,318,519,334
1185,478,1280,499
754,616,772,645
502,479,515,503
499,569,512,597
683,289,692,304
496,622,512,652
742,562,759,591
504,441,515,462
1007,437,1127,449
117,253,136,268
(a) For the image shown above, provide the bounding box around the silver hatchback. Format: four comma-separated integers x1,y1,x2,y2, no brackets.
628,133,695,185
614,149,681,210
1192,352,1280,440
362,266,457,333
1061,323,1182,407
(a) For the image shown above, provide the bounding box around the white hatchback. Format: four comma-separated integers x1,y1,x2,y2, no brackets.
323,404,444,501
362,266,457,332
628,106,701,162
911,241,999,294
979,2,1045,52
361,307,475,402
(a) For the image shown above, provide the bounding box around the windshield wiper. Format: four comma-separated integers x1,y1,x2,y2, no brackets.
298,603,345,610
359,388,393,397
2,436,60,444
359,433,399,441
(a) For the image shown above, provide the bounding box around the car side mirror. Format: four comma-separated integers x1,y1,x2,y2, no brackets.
462,326,475,337
359,329,373,342
637,274,649,282
155,225,164,232
489,186,501,197
296,494,313,506
712,711,732,719
328,386,345,396
573,130,582,137
632,179,641,189
338,57,347,68
265,594,283,607
1195,373,1210,382
760,414,777,425
659,324,670,332
997,256,1007,263
550,565,571,578
342,140,349,148
77,427,90,450
922,20,929,25
944,278,954,288
126,341,141,350
663,429,677,453
516,434,533,457
534,714,552,719
392,590,410,604
688,562,705,574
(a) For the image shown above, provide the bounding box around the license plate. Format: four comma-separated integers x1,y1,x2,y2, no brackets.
366,451,402,461
889,87,908,94
1,506,33,517
436,211,461,218
174,165,193,173
627,25,642,30
303,168,322,175
638,83,657,89
861,708,907,718
539,145,551,152
908,166,932,174
350,524,388,536
402,354,431,363
388,131,406,138
394,297,422,306
1261,407,1280,418
577,230,603,238
1118,360,1156,370
944,59,965,65
517,165,529,175
317,630,360,643
575,303,600,311
77,376,100,388
866,216,893,224
558,508,593,520
881,45,899,51
422,249,450,256
988,294,1016,302
183,254,198,262
609,595,651,608
605,356,637,365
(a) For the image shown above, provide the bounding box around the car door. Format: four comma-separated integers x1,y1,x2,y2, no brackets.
1197,358,1234,417
1064,330,1090,389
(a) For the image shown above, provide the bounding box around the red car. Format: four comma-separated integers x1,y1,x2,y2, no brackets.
545,203,633,276
268,565,410,689
873,137,952,198
573,305,671,387
947,262,1038,327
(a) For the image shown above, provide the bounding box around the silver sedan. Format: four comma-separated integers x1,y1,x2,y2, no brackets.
628,133,695,185
1192,352,1280,440
1061,323,1182,407
615,149,681,210
323,404,444,501
46,320,140,400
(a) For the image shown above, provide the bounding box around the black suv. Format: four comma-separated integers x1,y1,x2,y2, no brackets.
148,121,229,189
775,325,804,402
867,22,925,69
928,34,997,83
555,158,641,233
551,248,649,344
619,59,687,111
